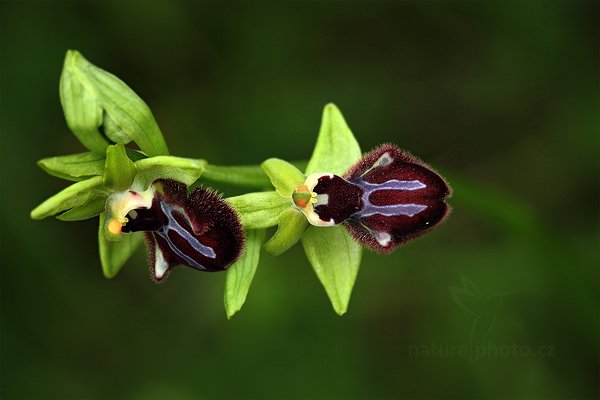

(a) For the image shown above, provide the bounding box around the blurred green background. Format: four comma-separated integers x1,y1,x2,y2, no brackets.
1,1,598,399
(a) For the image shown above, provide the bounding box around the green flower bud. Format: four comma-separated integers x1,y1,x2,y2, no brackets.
60,50,169,156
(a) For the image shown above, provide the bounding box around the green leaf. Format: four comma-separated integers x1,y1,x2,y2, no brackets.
57,196,106,221
60,52,109,153
226,192,290,229
63,50,169,156
103,143,137,191
305,103,362,176
302,225,362,315
264,208,308,256
224,229,266,319
261,158,306,197
202,164,272,189
98,212,144,278
30,176,106,220
133,156,207,190
37,152,106,181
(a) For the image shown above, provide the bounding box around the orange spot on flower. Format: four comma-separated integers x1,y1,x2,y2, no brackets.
108,219,122,235
293,185,312,208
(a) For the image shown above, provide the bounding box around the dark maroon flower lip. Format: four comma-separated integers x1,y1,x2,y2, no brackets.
107,179,244,281
293,144,451,253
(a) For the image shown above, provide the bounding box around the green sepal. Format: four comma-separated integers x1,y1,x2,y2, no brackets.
103,143,137,191
224,229,266,319
59,52,109,153
37,152,106,181
305,103,362,176
301,225,362,315
202,164,272,189
57,196,107,221
226,192,290,229
61,50,169,156
98,212,144,278
133,156,207,190
263,208,308,256
261,158,306,198
30,176,106,220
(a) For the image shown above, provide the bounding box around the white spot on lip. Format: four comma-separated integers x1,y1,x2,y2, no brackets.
315,193,329,206
374,231,392,247
375,152,393,167
128,209,138,220
154,242,169,279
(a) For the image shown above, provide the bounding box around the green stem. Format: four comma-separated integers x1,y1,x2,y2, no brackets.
202,164,271,189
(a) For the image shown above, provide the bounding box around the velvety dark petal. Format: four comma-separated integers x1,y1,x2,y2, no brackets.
123,179,244,281
344,201,450,253
341,144,451,253
312,174,363,224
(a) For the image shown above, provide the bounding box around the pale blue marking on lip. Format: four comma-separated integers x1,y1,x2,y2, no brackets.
355,178,426,191
352,179,428,218
156,202,217,270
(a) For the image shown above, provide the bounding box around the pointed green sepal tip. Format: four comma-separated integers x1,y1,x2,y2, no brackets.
30,176,106,220
224,229,266,319
302,225,362,316
305,103,362,176
103,143,137,191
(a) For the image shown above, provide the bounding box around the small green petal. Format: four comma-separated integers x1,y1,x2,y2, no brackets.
263,208,308,256
226,192,290,229
133,156,207,190
37,152,106,181
98,212,144,278
103,143,137,191
302,225,362,315
30,176,106,220
261,158,306,198
202,164,272,189
57,196,106,221
305,103,362,176
224,229,266,319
